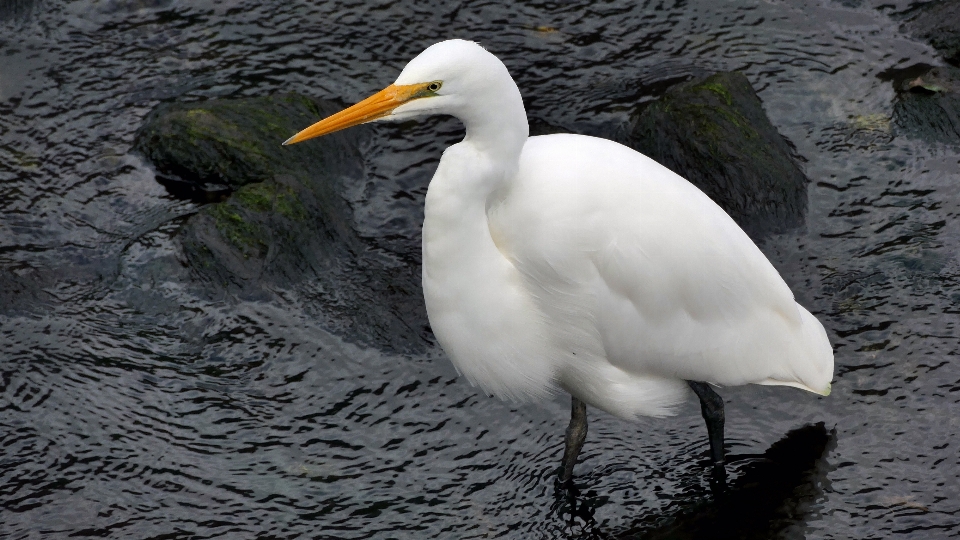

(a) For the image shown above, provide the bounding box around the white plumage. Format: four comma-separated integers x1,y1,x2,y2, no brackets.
425,131,832,420
284,39,834,477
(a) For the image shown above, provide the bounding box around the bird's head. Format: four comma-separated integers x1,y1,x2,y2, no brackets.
283,39,514,145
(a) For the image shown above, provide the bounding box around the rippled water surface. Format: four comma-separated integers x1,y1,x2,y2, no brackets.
3,0,960,538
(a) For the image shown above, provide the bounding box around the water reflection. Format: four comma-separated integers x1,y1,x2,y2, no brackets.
555,424,835,539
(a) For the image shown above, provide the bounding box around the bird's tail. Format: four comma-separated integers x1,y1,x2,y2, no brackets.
756,305,834,396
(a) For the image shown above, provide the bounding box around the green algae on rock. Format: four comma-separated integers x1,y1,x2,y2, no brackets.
629,71,808,239
134,94,360,279
134,94,429,352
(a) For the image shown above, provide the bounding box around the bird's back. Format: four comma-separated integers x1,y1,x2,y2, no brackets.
488,134,833,412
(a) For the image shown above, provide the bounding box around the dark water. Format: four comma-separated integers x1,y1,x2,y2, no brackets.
2,0,960,538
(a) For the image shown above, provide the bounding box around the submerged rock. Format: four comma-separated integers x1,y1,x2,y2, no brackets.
134,94,429,352
628,71,808,238
901,0,960,67
891,64,960,145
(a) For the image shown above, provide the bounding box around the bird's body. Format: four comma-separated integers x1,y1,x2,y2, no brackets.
284,39,833,481
424,133,832,420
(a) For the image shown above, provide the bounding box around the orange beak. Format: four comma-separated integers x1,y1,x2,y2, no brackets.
283,82,436,145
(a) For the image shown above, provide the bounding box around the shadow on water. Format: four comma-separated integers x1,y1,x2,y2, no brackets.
555,424,835,540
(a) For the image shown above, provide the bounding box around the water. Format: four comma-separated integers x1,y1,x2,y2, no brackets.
2,0,959,537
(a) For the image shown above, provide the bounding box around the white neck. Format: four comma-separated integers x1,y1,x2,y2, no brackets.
458,79,529,174
419,81,555,402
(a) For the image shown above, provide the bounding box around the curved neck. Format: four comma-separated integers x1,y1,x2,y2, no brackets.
421,88,552,402
458,78,529,170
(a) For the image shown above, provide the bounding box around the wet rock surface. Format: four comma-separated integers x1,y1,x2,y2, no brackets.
628,71,808,238
890,63,960,145
135,94,429,352
133,94,347,197
901,0,960,66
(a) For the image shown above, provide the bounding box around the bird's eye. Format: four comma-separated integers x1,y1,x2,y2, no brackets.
428,81,442,92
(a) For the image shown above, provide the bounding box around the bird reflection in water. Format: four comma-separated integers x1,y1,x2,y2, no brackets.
553,423,835,539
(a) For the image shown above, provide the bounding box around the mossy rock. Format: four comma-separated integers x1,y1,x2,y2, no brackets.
181,171,357,285
134,94,361,284
135,94,430,352
901,1,960,67
133,93,341,194
892,64,960,145
629,71,808,238
179,176,317,280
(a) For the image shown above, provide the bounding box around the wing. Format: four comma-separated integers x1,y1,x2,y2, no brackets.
492,134,832,393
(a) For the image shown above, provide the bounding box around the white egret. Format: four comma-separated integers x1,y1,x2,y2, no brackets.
283,40,834,482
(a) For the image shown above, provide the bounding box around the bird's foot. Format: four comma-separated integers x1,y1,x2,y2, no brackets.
551,476,599,531
555,465,578,494
709,461,728,495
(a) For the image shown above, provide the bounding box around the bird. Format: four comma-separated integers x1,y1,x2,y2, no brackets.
283,39,834,484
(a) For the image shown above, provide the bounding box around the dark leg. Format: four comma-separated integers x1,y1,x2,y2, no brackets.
559,395,587,483
687,381,725,476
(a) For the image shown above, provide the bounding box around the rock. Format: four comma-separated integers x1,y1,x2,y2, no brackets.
628,71,808,238
133,94,345,198
179,174,336,283
901,0,960,67
134,94,430,352
891,64,960,145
